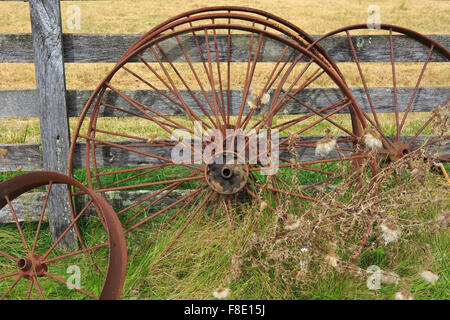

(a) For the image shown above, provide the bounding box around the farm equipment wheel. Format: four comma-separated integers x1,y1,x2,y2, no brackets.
307,24,449,166
117,6,338,69
68,11,369,258
0,172,127,300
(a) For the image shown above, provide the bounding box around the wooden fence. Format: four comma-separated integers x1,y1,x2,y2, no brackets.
0,1,449,247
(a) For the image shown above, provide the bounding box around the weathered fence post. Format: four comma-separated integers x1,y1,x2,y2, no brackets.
29,0,77,250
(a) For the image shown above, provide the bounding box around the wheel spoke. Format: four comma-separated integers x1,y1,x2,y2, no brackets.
134,186,202,256
33,275,45,300
31,181,53,254
406,113,439,148
41,197,93,260
105,82,196,137
160,189,214,256
236,31,265,130
43,241,109,264
210,197,220,225
244,186,276,214
398,44,435,134
0,272,19,281
122,170,202,224
43,271,97,299
279,90,357,138
157,42,219,130
5,196,31,256
173,34,220,128
78,133,202,172
204,26,227,126
1,275,23,300
345,31,381,130
26,278,34,300
125,184,205,234
389,29,400,142
225,197,234,229
0,250,18,262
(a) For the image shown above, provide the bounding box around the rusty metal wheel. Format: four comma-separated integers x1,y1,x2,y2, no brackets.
307,24,449,165
0,172,127,300
68,11,368,258
118,6,337,69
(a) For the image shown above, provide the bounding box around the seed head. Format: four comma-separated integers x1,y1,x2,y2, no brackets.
213,288,230,299
364,127,382,150
420,269,439,284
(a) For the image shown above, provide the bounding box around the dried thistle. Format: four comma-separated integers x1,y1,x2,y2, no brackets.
420,269,439,284
212,288,230,299
395,289,413,300
431,103,449,135
248,88,270,110
315,128,337,158
364,127,382,150
380,222,402,245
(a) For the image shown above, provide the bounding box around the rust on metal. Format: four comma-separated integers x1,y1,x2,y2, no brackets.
0,171,127,300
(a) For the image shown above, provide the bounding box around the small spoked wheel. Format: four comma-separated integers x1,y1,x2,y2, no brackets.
0,172,127,300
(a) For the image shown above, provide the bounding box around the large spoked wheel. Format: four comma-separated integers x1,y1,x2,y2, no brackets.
0,172,127,300
118,6,338,70
308,24,449,165
69,12,368,258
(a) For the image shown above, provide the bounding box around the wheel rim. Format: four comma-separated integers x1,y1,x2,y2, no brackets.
68,16,368,265
117,6,337,69
0,172,127,300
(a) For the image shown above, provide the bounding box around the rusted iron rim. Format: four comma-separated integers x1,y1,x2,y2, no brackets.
117,12,336,75
306,23,449,161
0,171,127,300
310,24,450,59
118,6,337,70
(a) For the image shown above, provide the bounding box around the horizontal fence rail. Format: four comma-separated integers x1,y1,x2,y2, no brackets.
1,33,449,63
0,87,447,118
1,135,448,172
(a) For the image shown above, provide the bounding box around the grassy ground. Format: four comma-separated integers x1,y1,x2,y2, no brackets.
1,157,449,300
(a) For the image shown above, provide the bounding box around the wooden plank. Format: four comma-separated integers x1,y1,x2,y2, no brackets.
0,189,190,224
1,134,447,222
1,33,448,63
29,0,75,250
1,135,447,172
313,34,449,62
1,87,448,118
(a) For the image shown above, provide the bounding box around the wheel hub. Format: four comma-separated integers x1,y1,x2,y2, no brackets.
17,255,47,280
381,141,411,162
205,153,249,195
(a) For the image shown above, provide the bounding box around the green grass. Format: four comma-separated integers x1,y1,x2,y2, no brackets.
1,161,448,300
0,217,110,299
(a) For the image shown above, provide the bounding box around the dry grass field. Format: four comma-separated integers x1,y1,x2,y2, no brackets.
0,0,449,91
0,0,449,143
